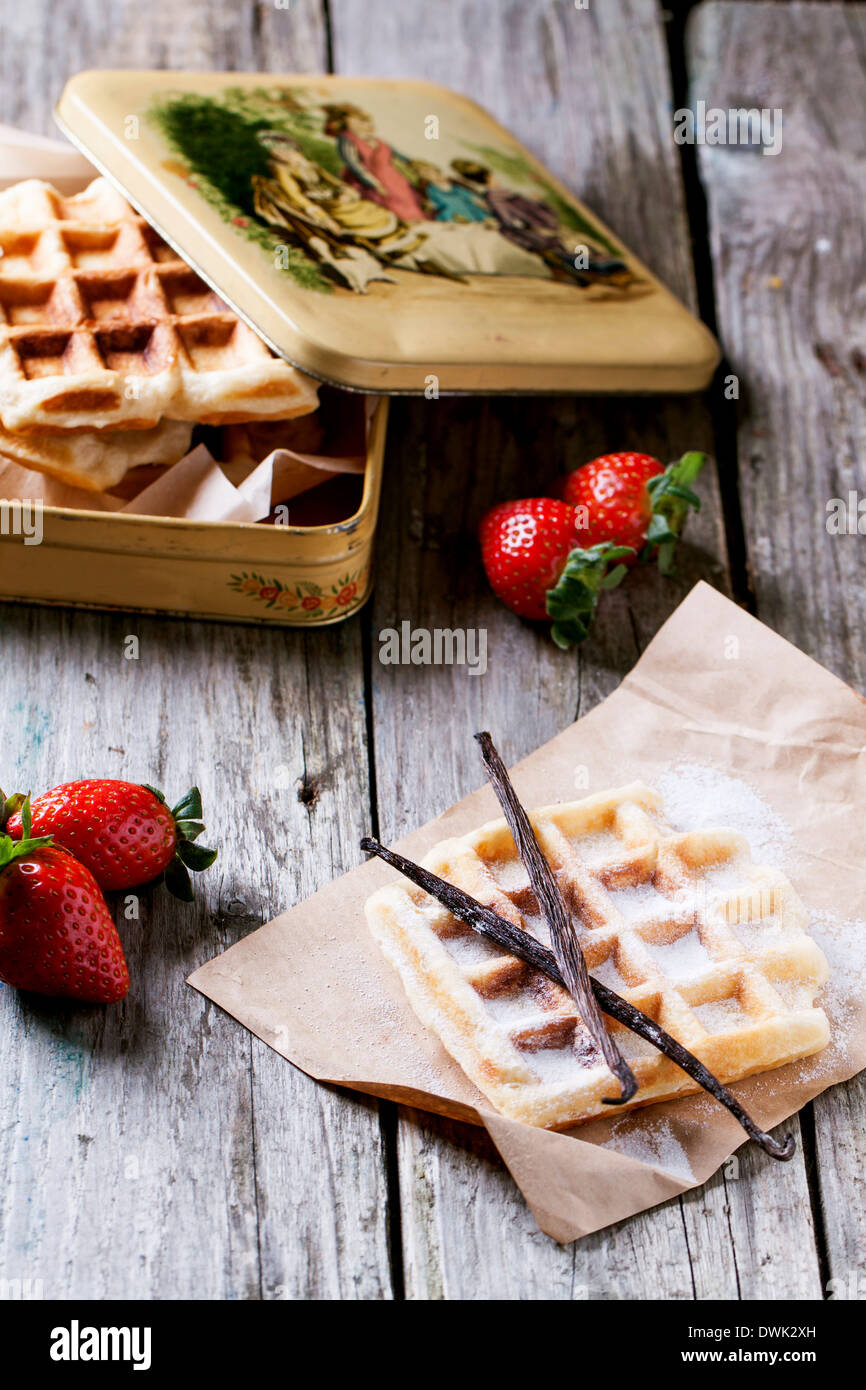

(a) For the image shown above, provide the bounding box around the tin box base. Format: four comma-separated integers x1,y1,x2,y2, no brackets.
0,399,388,629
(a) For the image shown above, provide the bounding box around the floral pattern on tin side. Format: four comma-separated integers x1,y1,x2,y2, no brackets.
228,569,368,619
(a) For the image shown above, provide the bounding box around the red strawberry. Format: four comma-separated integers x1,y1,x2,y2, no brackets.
478,496,632,647
6,781,216,902
0,805,129,1003
561,450,707,571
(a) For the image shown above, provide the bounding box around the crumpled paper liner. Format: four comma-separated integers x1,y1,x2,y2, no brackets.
0,428,368,524
188,583,866,1242
0,126,367,524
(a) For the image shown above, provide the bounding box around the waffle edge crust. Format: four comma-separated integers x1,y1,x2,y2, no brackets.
365,782,830,1129
0,178,320,488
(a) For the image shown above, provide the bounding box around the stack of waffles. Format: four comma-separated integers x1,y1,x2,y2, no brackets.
0,177,321,494
365,782,830,1128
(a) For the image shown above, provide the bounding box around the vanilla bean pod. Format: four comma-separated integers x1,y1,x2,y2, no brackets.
475,731,636,1104
360,835,794,1161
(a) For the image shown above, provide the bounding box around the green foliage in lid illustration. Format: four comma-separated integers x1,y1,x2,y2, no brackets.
148,90,333,291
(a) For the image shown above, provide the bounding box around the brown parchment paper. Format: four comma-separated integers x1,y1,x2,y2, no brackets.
187,586,866,1243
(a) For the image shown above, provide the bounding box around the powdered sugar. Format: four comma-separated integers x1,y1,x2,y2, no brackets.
591,952,631,992
600,1117,695,1183
810,908,866,999
645,930,713,980
657,763,794,866
569,829,621,866
530,1044,596,1083
694,998,748,1033
613,1028,660,1062
703,859,750,891
443,929,504,968
610,880,670,922
490,857,530,892
795,908,866,1077
730,916,791,951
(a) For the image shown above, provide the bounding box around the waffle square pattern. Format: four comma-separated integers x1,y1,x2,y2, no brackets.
366,783,830,1128
0,179,319,435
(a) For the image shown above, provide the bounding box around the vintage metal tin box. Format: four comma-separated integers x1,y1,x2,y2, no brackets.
0,73,718,626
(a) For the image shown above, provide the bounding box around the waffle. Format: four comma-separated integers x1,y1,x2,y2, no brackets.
0,416,193,491
0,178,319,436
366,782,830,1129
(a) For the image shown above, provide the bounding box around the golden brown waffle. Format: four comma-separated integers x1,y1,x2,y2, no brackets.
366,782,830,1128
0,417,193,491
0,178,319,435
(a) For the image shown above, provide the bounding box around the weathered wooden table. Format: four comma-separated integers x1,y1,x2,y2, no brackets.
1,0,863,1300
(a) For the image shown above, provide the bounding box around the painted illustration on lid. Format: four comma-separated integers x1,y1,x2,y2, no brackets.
149,85,644,297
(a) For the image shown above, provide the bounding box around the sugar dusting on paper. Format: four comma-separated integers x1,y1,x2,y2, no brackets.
781,906,866,1083
656,762,794,864
600,1117,695,1183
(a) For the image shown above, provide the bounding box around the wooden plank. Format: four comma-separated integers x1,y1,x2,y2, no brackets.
0,0,394,1301
689,0,866,1296
329,0,820,1297
249,624,394,1301
0,0,331,136
0,613,393,1300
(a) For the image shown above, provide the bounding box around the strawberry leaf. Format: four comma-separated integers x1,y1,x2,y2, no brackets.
164,856,194,903
641,451,707,574
600,562,631,590
175,819,206,842
0,828,53,871
0,797,52,870
176,840,218,872
172,787,203,821
545,542,634,649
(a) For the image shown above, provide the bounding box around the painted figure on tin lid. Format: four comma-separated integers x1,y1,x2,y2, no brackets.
324,104,427,224
150,84,644,296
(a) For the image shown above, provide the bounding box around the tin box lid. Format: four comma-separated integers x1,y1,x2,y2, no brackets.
55,71,719,395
